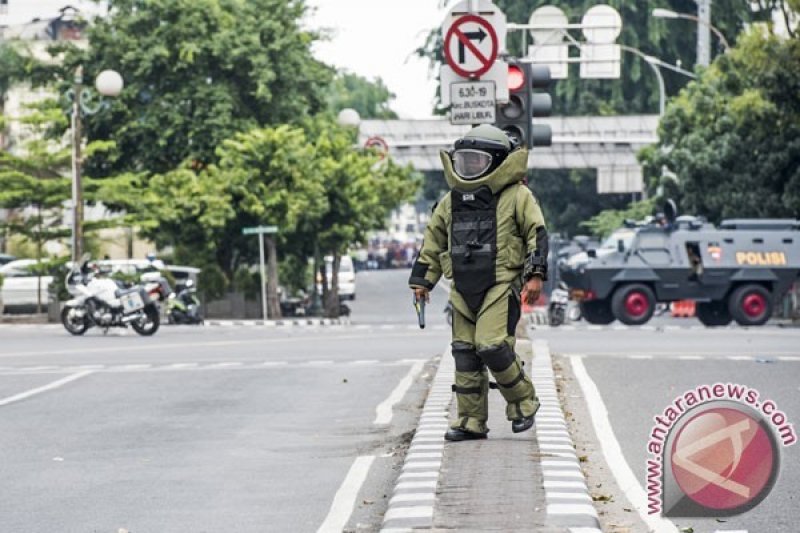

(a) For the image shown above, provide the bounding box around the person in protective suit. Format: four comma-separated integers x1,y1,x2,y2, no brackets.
409,124,548,442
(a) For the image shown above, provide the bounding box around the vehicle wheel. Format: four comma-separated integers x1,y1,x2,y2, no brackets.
61,306,89,336
728,284,772,326
611,284,656,325
696,301,732,327
549,306,564,327
132,305,160,336
580,299,615,325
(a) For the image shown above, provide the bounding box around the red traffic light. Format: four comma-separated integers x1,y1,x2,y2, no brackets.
508,65,525,92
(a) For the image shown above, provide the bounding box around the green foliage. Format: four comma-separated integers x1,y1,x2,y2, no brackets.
645,29,800,222
529,170,631,237
47,0,333,176
327,71,398,119
233,266,260,298
0,43,31,98
198,262,228,301
278,255,312,295
581,198,656,237
304,116,420,256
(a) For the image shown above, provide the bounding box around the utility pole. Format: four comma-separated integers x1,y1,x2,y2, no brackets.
696,0,712,67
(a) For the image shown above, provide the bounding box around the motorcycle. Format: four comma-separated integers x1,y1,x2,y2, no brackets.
61,257,161,336
548,282,569,327
167,279,204,325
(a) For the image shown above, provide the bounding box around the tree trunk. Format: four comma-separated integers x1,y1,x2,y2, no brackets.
325,252,341,318
265,235,281,319
36,206,42,314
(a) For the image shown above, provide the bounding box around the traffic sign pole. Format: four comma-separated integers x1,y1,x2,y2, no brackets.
258,233,267,321
242,225,279,320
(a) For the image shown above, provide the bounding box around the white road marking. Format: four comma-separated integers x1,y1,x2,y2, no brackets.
205,362,242,368
119,364,152,370
547,503,598,516
316,455,375,533
571,355,679,533
0,332,434,359
374,361,425,425
0,370,94,407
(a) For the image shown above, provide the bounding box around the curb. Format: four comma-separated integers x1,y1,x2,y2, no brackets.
530,338,602,532
203,318,346,327
380,346,454,532
526,309,550,326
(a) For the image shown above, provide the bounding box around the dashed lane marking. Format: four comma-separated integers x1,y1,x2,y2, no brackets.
0,332,443,360
0,358,430,376
562,353,800,361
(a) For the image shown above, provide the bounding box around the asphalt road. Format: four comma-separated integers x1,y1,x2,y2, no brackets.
534,323,800,533
0,268,450,533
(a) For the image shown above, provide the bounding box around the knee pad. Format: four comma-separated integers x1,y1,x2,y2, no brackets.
476,343,515,372
452,341,483,372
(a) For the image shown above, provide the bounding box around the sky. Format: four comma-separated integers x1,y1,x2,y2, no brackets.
3,0,447,119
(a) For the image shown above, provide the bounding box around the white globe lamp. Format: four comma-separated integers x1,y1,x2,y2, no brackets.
95,69,124,97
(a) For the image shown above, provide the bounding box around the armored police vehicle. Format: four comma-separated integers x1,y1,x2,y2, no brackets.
559,214,800,327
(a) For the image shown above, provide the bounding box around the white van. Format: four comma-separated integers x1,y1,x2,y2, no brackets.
317,255,356,300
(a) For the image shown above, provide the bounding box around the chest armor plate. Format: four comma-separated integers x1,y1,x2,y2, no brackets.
451,186,498,312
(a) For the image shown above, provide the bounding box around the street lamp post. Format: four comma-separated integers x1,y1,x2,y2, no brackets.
69,67,123,263
652,6,731,67
620,45,696,117
620,46,666,116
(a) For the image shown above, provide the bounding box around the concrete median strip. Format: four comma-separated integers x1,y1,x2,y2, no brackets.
381,346,453,532
531,339,602,531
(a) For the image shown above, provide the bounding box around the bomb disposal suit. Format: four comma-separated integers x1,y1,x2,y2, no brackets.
409,125,549,441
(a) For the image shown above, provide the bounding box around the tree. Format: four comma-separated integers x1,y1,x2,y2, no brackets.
644,29,800,222
41,0,333,177
303,116,419,316
529,170,631,237
327,71,398,119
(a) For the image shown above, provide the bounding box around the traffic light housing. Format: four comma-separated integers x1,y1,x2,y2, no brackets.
495,61,553,149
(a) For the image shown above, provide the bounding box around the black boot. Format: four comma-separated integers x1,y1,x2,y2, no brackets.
511,416,534,434
444,428,488,442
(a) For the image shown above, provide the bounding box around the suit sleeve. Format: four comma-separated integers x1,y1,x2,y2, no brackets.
409,195,449,290
516,186,549,281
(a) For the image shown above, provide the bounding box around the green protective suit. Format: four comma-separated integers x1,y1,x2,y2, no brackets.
409,134,547,435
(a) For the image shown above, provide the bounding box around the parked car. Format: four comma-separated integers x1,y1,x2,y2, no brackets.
316,255,357,300
95,259,200,286
0,259,54,311
0,254,16,266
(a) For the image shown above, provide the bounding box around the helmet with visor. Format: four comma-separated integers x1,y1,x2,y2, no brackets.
450,125,517,181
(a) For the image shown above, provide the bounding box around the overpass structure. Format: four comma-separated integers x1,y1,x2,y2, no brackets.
358,115,659,194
